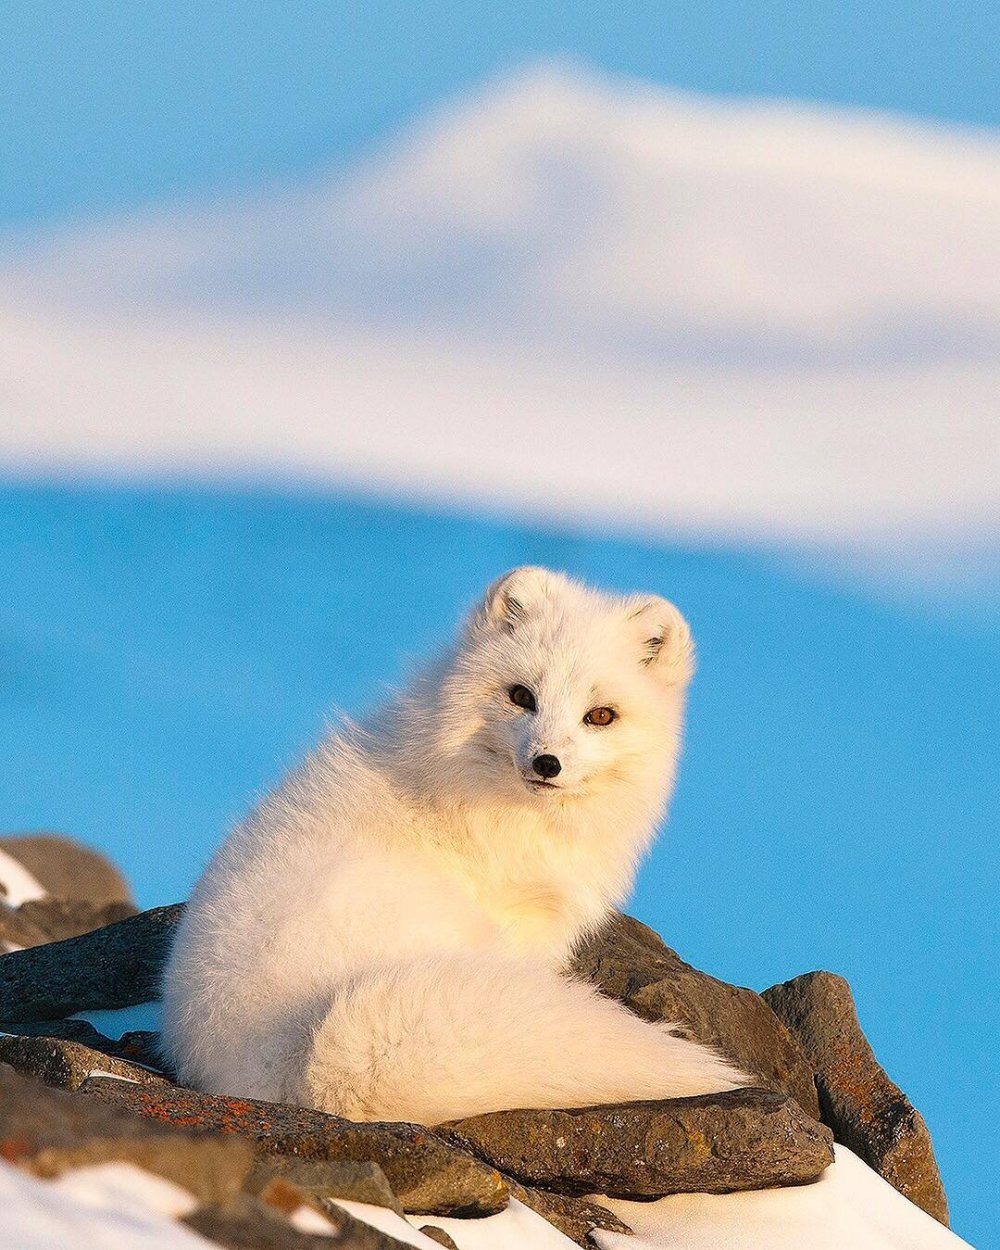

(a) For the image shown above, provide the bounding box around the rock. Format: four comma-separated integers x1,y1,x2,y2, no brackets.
0,1061,252,1205
0,1032,168,1090
78,1077,509,1217
186,1192,411,1248
0,903,184,1021
240,1127,627,1245
0,903,48,951
763,970,949,1226
0,833,134,908
417,1226,458,1249
246,1157,405,1216
14,897,139,945
442,1088,834,1199
508,1183,632,1246
0,1016,132,1049
115,1029,170,1071
571,913,820,1117
0,1018,168,1073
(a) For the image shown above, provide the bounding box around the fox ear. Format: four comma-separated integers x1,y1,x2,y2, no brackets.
476,566,552,633
626,596,694,685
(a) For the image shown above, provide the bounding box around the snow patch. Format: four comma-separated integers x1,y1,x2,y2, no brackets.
0,849,48,907
595,1146,973,1250
0,1146,977,1249
0,1160,208,1250
72,1001,163,1038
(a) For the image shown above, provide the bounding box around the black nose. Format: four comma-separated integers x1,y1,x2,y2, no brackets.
532,754,562,779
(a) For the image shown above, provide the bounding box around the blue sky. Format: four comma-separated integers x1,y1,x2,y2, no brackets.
2,1,999,229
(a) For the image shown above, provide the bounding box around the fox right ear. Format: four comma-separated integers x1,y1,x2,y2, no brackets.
625,595,695,686
475,566,551,634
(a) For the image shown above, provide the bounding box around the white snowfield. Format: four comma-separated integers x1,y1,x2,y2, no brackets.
2,65,998,570
0,1149,974,1249
598,1148,974,1250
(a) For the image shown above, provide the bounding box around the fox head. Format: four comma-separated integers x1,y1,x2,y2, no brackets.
419,567,695,809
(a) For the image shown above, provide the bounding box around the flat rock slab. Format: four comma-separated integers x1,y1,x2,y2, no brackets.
0,903,184,1021
79,1077,508,1218
571,913,820,1118
186,1193,412,1249
0,1018,168,1073
0,1032,169,1090
441,1087,834,1199
764,970,949,1226
0,1061,252,1206
15,897,138,944
246,1157,405,1216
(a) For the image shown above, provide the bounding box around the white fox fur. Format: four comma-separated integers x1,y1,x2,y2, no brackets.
161,566,745,1124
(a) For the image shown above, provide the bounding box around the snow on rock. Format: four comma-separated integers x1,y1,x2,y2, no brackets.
397,1196,583,1248
595,1146,974,1250
0,1160,210,1250
0,848,49,908
73,1001,165,1039
0,1150,978,1250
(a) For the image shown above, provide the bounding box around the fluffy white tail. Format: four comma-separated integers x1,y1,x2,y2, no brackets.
300,956,746,1125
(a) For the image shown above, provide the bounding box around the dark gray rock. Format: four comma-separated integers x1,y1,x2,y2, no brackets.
16,897,138,944
0,903,48,951
0,1017,132,1048
79,1077,509,1218
246,1157,404,1216
0,833,134,907
442,1088,834,1199
508,1182,632,1246
571,913,820,1117
186,1192,411,1249
763,970,949,1226
416,1226,458,1249
0,903,184,1021
0,1032,168,1091
0,1061,252,1205
0,1018,167,1074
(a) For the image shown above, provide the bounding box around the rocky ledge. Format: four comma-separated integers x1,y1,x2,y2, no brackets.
0,834,949,1246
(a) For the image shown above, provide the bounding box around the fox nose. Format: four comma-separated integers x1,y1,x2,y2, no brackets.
532,753,562,779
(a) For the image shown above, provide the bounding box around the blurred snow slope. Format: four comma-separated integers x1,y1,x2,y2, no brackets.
2,66,998,570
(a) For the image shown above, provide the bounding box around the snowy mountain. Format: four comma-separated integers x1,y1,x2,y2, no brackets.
2,64,998,564
8,65,1000,362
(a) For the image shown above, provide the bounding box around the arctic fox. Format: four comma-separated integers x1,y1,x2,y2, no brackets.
161,567,745,1125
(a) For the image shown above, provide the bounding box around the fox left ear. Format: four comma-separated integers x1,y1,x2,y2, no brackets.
474,566,552,634
625,596,695,685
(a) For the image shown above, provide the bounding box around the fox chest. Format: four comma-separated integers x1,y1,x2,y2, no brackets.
482,880,588,963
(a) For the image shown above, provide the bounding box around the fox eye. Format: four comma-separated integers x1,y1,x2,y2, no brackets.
584,706,616,727
508,684,536,712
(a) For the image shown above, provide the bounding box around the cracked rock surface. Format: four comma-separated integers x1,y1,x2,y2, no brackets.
764,970,949,1226
571,913,821,1118
78,1076,510,1217
441,1087,835,1198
